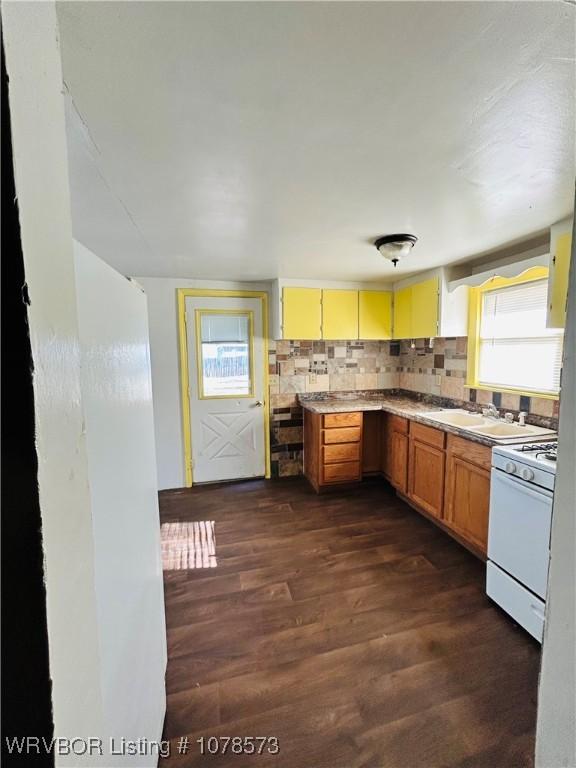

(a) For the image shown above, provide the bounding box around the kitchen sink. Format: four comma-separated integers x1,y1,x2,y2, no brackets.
470,423,531,437
467,422,555,439
421,410,485,427
421,409,557,442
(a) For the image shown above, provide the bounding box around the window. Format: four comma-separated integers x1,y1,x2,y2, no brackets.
196,311,253,398
475,277,563,395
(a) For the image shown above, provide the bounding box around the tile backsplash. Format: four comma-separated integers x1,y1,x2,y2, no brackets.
269,337,559,478
395,337,560,420
270,339,397,396
269,339,396,477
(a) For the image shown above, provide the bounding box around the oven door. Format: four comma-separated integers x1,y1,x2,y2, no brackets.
488,468,553,599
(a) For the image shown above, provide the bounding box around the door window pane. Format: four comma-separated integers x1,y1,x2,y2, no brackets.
197,311,253,397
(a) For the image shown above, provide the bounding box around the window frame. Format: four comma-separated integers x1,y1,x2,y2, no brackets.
466,266,560,400
194,308,255,400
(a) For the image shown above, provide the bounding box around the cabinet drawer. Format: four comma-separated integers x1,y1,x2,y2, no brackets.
389,415,409,434
447,434,491,471
323,442,361,464
322,461,361,484
322,427,361,444
323,412,362,429
410,421,446,449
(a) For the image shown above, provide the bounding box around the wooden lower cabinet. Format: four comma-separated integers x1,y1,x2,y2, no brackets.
380,413,390,479
380,414,409,492
389,430,409,494
362,412,381,474
303,409,321,491
407,436,445,518
304,410,362,492
444,436,491,555
304,409,491,558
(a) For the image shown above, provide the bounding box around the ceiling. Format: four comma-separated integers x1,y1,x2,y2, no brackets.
57,1,575,282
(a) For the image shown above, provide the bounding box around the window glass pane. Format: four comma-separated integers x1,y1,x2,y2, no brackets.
198,312,252,397
479,337,563,393
478,279,563,394
201,314,249,344
480,280,556,339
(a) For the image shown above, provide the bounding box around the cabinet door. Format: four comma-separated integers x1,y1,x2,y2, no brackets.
362,411,381,474
322,289,358,339
393,286,412,339
359,290,392,340
548,231,572,328
445,454,490,554
408,438,445,518
282,288,322,339
411,277,439,338
389,431,408,494
380,414,390,479
303,409,322,492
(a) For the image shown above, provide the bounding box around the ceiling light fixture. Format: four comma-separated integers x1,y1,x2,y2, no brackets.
374,234,418,267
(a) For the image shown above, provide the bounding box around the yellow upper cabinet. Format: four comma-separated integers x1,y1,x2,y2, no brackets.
393,286,412,339
411,277,439,338
282,287,322,339
393,277,439,339
322,289,359,340
548,225,572,329
358,290,393,339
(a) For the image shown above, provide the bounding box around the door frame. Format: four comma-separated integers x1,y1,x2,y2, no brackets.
177,288,270,487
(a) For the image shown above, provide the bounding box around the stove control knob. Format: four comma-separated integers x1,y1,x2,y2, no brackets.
504,462,517,474
521,468,535,482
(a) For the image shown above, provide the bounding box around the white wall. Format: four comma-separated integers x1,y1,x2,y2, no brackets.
2,2,106,754
136,277,270,489
3,4,166,763
536,222,575,768
75,243,167,764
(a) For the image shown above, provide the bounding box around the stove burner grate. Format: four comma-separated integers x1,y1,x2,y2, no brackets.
535,450,558,461
517,442,558,454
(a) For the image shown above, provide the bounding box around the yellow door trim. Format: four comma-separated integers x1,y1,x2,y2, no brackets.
177,288,270,487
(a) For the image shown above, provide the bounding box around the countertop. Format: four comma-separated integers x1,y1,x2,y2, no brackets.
299,395,553,448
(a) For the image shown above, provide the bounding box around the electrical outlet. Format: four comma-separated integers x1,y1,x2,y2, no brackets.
309,373,317,385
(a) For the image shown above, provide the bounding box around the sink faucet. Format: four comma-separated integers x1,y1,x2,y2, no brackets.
482,403,500,420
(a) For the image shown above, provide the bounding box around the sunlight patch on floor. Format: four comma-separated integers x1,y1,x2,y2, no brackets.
161,521,217,570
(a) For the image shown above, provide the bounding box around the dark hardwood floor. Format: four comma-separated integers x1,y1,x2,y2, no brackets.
159,477,540,768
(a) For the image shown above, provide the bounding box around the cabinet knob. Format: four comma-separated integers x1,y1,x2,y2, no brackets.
504,462,517,474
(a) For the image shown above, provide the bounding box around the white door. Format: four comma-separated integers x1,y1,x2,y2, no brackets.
186,296,266,483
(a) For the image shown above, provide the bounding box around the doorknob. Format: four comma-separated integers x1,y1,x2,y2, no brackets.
255,400,264,407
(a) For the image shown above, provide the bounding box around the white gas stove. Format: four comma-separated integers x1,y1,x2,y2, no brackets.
487,439,557,642
492,441,557,489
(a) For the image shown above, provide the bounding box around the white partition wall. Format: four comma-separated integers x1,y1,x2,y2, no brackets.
2,4,106,756
536,220,576,768
75,242,167,764
3,4,167,759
